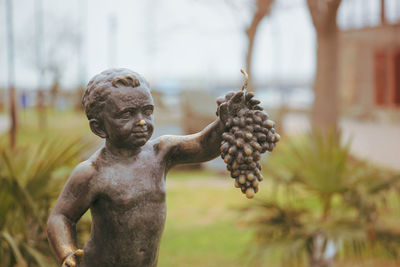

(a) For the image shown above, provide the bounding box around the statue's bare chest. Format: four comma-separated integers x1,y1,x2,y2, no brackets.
92,156,166,209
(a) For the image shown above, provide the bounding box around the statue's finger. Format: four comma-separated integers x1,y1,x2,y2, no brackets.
245,92,254,101
219,103,229,122
225,91,235,101
231,91,244,103
249,99,261,106
75,249,84,259
216,97,225,106
63,257,75,267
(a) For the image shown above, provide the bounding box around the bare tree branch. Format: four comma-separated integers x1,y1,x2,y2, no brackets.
245,0,274,91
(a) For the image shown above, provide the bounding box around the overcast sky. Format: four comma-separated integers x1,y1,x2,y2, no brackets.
0,0,398,90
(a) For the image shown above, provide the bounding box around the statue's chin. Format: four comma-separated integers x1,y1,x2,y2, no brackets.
126,138,148,149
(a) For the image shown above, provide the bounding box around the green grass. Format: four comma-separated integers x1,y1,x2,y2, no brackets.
19,109,92,140
1,109,95,146
159,170,255,267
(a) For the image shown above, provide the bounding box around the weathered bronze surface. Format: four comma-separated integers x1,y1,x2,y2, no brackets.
47,68,257,267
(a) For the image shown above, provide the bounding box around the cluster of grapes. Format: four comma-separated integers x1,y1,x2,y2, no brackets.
218,91,280,199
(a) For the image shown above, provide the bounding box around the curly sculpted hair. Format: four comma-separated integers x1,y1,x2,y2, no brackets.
82,68,150,120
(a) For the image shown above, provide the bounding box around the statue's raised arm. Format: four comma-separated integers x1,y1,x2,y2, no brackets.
158,91,246,168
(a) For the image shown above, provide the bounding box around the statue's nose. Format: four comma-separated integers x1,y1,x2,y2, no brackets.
137,120,146,126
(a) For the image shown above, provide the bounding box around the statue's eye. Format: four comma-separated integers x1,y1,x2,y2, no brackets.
120,111,131,119
143,106,153,116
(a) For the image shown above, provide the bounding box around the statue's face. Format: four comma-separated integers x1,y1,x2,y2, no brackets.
102,85,154,149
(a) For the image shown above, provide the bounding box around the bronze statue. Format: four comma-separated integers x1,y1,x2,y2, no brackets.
47,68,258,267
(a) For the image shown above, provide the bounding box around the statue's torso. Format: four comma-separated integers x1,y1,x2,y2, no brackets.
81,144,167,267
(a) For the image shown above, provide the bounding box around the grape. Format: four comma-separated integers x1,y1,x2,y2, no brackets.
249,162,257,169
220,142,229,153
253,115,262,125
223,154,232,164
252,179,259,187
235,138,244,148
245,188,255,199
231,161,239,170
246,156,253,163
256,133,266,142
244,132,253,141
243,145,253,156
228,146,237,155
231,170,240,178
236,152,244,164
239,164,248,170
250,141,262,151
247,173,255,181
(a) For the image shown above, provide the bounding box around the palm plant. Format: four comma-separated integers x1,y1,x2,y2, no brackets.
0,137,92,267
243,132,400,267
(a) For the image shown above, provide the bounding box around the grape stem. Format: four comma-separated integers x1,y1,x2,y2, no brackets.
240,68,249,92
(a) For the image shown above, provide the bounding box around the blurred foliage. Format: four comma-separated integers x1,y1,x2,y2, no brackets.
0,137,91,267
14,109,94,146
2,110,400,266
244,131,400,266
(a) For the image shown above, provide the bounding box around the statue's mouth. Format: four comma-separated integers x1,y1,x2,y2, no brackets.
130,130,148,138
131,126,148,133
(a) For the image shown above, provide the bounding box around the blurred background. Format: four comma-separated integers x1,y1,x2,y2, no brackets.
1,0,400,266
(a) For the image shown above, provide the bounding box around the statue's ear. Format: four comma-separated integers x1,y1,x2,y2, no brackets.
89,119,107,138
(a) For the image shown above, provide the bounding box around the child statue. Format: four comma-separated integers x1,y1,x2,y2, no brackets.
46,68,253,267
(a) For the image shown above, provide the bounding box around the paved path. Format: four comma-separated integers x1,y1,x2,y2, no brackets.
283,113,400,170
0,115,8,135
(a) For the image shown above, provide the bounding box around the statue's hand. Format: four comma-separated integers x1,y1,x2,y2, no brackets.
61,249,84,267
217,90,263,123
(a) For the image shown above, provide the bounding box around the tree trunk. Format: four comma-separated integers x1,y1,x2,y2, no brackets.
6,0,17,149
312,32,339,132
9,86,17,149
307,0,342,133
36,89,47,129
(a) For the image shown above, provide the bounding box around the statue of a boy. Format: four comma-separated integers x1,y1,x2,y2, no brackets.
47,68,247,267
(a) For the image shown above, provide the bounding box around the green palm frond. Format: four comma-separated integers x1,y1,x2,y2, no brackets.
25,137,90,199
0,136,92,267
1,232,28,267
21,242,55,267
248,132,400,266
0,176,15,229
0,150,43,227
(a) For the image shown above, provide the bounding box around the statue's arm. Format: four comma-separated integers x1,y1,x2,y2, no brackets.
158,90,247,168
160,118,225,168
47,161,94,264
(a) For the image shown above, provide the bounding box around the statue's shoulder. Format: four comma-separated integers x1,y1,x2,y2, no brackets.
69,148,102,184
150,135,180,154
68,160,97,185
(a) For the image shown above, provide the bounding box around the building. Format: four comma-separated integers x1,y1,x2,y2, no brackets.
339,0,400,120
